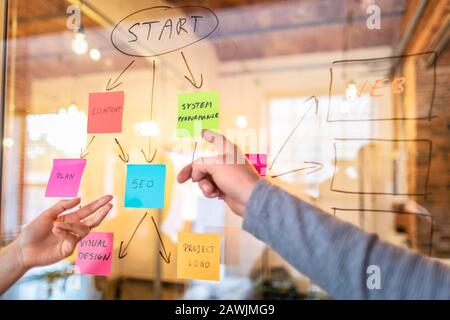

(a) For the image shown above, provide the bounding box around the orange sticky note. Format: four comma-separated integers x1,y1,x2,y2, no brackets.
88,91,124,133
177,232,221,281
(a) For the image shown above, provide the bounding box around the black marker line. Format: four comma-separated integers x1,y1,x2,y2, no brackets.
181,51,203,89
270,161,324,178
114,138,130,163
269,96,319,171
106,60,135,91
329,139,432,198
151,216,171,264
326,116,439,123
150,60,155,120
80,135,96,158
326,51,437,122
334,138,432,142
332,207,432,218
331,51,437,65
118,212,148,259
141,60,157,163
110,6,219,58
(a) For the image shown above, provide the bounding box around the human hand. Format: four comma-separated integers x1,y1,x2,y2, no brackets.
14,195,113,270
177,130,260,217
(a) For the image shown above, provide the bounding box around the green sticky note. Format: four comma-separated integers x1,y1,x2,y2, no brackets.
177,91,220,137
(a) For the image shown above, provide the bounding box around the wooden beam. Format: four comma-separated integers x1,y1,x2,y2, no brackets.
406,0,450,53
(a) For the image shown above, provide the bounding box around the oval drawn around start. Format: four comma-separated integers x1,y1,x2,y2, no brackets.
110,6,219,57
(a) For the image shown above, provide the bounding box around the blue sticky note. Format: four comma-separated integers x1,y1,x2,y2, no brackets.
124,164,166,208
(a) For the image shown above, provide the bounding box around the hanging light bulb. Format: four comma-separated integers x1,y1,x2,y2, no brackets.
3,137,13,148
89,48,101,61
345,81,358,101
236,115,248,128
72,31,88,55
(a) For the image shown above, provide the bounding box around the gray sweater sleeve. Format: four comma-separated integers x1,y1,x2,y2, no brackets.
243,180,450,299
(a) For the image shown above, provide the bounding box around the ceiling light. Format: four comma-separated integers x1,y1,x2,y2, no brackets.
3,137,13,148
90,48,101,61
71,31,88,55
345,82,358,101
236,115,248,128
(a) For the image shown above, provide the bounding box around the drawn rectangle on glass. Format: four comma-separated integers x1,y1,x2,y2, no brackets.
327,51,437,122
330,139,431,197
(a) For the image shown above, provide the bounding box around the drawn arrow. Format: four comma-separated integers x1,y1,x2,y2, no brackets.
181,51,203,89
270,161,324,178
80,136,96,158
141,139,157,163
118,212,148,259
141,60,157,163
114,138,129,163
269,96,324,178
151,216,171,264
269,96,319,171
106,60,135,91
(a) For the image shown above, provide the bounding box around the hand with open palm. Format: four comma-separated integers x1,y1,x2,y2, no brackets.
16,195,113,269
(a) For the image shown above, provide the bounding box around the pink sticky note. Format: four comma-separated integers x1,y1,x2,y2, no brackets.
76,232,114,276
245,154,267,176
88,91,124,133
45,159,86,197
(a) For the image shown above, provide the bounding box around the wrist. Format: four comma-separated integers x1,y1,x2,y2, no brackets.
0,239,29,294
240,175,260,216
244,178,259,202
9,239,29,273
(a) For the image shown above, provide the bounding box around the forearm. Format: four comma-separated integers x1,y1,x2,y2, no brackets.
243,180,450,299
0,240,28,295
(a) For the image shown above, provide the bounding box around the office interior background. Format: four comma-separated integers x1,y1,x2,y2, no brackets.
0,0,449,300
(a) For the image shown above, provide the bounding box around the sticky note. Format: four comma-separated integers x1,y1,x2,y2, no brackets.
177,232,221,281
245,154,267,176
88,91,124,133
45,158,86,197
76,232,114,276
177,91,219,137
124,164,166,208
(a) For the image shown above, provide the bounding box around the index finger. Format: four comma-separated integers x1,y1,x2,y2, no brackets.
177,156,219,184
71,195,113,220
202,130,236,155
44,198,81,218
202,130,245,164
177,163,193,184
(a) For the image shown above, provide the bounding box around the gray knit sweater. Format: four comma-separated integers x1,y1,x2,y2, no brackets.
243,180,450,299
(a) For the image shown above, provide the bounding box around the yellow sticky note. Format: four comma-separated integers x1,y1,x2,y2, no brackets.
177,232,221,281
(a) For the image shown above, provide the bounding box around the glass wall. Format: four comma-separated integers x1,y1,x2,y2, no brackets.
0,0,449,300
